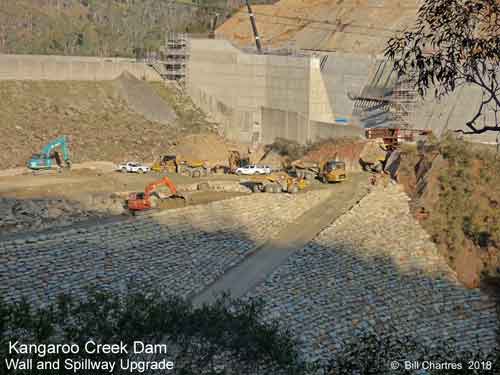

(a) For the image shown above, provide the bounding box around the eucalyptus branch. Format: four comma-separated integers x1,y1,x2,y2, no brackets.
386,0,500,135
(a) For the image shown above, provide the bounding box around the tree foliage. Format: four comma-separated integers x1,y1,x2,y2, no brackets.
0,290,304,375
385,0,500,135
1,289,497,374
0,0,213,57
327,332,497,375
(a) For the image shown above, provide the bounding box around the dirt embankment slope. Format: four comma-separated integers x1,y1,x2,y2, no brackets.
263,137,367,171
216,0,418,53
0,77,223,169
302,138,366,171
398,137,500,289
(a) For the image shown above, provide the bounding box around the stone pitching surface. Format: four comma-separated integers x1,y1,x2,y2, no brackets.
0,190,331,305
249,184,497,362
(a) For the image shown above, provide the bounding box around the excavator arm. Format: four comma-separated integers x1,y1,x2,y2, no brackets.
128,176,185,212
28,136,71,170
41,136,70,159
144,176,178,198
228,151,241,172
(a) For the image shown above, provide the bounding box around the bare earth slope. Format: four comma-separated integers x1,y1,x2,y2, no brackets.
0,78,219,169
113,72,177,125
216,0,418,53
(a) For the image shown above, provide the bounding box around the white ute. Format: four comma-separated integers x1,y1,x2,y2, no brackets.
117,161,150,173
235,165,271,175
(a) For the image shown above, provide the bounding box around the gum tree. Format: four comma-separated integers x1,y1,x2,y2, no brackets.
385,0,500,135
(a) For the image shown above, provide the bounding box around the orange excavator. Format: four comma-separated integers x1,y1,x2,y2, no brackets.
127,176,186,212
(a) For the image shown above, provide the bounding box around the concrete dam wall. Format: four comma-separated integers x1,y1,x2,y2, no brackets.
0,54,161,81
187,39,364,144
189,40,497,144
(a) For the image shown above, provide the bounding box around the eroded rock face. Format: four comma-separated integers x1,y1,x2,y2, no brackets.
0,196,126,236
0,181,255,236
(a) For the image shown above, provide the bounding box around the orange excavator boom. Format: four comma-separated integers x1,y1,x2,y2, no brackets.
144,176,178,198
128,176,179,211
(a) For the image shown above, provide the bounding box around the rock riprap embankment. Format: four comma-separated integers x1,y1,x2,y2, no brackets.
0,181,250,235
0,196,125,234
249,184,497,362
0,189,331,304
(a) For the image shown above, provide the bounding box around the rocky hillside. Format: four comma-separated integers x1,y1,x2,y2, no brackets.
216,0,418,53
0,78,218,169
398,136,500,290
263,137,367,171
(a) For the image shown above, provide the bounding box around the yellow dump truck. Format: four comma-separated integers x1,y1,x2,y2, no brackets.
318,160,347,183
291,160,319,181
291,158,347,183
250,172,309,194
152,155,211,177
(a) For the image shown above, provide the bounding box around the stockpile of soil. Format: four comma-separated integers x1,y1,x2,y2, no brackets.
113,72,177,125
169,134,241,167
216,0,417,53
303,138,366,171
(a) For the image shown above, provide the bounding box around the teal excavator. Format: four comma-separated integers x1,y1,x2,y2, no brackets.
27,136,72,170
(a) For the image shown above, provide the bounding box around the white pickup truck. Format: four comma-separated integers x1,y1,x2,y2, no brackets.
235,165,272,175
116,162,150,173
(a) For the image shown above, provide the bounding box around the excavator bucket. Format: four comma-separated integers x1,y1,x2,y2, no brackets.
153,193,188,210
171,192,189,204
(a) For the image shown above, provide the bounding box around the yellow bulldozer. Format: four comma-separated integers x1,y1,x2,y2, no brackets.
152,155,211,178
250,172,309,194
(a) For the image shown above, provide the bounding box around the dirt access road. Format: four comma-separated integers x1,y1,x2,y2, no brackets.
0,167,248,237
0,168,241,200
193,173,369,306
0,165,335,202
0,165,351,238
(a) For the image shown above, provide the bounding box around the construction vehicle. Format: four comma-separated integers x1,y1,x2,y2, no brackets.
250,172,309,194
177,159,211,177
365,127,432,149
208,13,219,39
291,156,347,183
151,155,211,177
228,150,250,173
27,136,71,170
362,127,432,173
291,160,320,181
127,176,186,213
359,139,389,173
318,160,347,183
151,155,178,173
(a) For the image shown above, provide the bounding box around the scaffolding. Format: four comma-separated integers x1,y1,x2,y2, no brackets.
162,31,189,85
390,78,418,128
140,31,190,86
349,59,418,129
